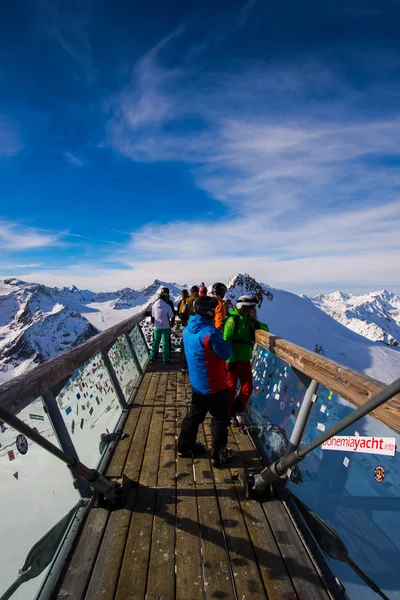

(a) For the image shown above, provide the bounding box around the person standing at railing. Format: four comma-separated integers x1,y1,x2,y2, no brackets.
186,285,199,316
177,296,235,467
176,289,189,327
150,287,174,365
211,282,228,331
176,289,190,373
199,283,208,296
223,295,270,427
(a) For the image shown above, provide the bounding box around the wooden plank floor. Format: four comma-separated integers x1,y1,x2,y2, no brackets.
54,357,332,600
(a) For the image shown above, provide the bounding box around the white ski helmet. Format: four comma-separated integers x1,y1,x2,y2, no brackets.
236,295,258,311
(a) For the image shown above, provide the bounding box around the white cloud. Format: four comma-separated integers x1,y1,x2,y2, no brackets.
101,30,400,296
64,151,84,166
15,249,400,296
6,24,395,296
126,201,400,262
0,220,60,250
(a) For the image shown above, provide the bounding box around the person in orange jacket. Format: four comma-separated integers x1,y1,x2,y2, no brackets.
211,282,228,331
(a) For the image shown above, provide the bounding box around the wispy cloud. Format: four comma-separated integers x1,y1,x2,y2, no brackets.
126,201,400,260
0,263,42,270
0,220,59,250
103,26,400,294
64,151,85,166
37,0,94,83
15,247,400,295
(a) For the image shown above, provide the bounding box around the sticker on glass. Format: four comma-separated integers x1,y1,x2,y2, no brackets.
16,434,28,455
374,465,385,483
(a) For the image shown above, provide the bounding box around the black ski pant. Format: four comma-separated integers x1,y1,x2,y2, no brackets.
177,388,230,453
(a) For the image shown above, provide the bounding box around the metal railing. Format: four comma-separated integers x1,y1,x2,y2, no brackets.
0,312,149,600
243,333,400,600
0,314,398,600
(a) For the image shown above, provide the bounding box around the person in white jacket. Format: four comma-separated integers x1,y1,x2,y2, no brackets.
150,288,174,364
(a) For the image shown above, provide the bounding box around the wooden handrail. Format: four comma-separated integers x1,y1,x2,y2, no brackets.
0,309,147,415
256,330,400,434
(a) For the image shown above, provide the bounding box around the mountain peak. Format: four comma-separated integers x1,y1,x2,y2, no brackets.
227,273,273,303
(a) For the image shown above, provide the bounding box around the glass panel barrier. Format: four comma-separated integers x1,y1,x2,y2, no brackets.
0,398,79,600
55,352,124,468
249,348,307,469
248,346,400,600
129,324,149,370
108,335,140,402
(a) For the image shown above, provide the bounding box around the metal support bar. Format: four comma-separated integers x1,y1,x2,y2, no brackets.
42,390,92,498
252,375,400,491
124,332,143,374
285,379,319,456
136,323,150,358
101,349,129,409
251,343,259,367
50,374,73,399
0,404,122,501
292,367,313,389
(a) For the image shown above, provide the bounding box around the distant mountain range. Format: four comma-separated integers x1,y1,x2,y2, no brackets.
1,274,399,386
309,290,400,347
0,277,183,383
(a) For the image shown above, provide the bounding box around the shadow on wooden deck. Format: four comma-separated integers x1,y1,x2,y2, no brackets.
53,362,332,600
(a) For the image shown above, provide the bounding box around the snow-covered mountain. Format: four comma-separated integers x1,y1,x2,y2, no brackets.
227,274,400,385
309,289,400,347
0,277,186,383
1,274,400,386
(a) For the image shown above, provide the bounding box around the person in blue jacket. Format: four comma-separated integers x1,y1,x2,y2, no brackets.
177,296,234,467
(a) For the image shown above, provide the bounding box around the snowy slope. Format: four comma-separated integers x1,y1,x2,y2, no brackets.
1,272,400,600
310,290,400,347
0,277,186,383
1,274,400,386
227,274,400,385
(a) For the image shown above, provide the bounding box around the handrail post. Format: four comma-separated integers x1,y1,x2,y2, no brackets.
0,403,123,501
250,375,400,493
136,323,150,358
285,378,320,456
101,349,129,409
124,332,143,374
42,390,92,498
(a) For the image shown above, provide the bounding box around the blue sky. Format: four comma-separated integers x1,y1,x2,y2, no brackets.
1,0,400,294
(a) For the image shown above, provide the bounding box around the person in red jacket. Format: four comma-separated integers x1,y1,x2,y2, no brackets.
177,296,234,467
199,283,208,297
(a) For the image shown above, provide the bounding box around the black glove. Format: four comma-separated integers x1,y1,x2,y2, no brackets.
227,361,237,372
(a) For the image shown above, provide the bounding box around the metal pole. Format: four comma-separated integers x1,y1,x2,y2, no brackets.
0,404,121,500
101,350,129,409
136,323,150,358
285,379,319,456
253,375,400,490
124,332,143,374
42,391,92,498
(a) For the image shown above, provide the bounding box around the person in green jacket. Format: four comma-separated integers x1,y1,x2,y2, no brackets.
223,295,269,426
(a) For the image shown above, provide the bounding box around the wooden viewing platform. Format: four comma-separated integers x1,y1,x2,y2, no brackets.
53,357,332,600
